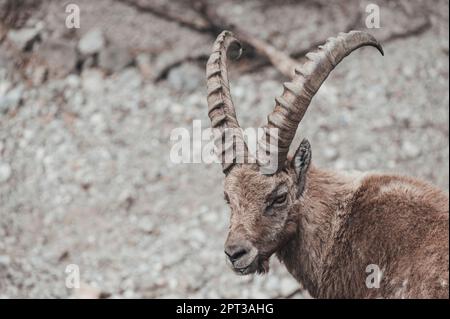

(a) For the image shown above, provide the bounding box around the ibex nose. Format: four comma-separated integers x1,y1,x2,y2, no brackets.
225,245,249,263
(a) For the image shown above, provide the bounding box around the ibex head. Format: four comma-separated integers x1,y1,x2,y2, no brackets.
206,31,383,275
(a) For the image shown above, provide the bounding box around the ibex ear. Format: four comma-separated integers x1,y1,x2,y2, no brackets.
292,139,311,196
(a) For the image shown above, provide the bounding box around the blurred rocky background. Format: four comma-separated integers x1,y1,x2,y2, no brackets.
0,0,448,298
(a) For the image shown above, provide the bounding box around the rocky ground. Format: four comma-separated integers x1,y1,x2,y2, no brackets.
0,0,448,298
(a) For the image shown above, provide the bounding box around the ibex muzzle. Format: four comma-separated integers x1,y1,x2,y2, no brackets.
224,234,258,275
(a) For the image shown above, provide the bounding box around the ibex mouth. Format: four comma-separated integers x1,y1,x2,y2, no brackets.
233,263,258,276
230,254,270,276
234,266,252,275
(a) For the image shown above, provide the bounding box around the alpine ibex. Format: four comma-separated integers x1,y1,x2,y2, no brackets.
205,30,449,298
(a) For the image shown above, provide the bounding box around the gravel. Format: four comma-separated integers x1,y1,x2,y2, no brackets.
36,39,77,78
7,23,42,51
0,163,12,183
78,28,105,55
98,45,133,73
167,62,205,93
0,85,22,113
0,255,11,266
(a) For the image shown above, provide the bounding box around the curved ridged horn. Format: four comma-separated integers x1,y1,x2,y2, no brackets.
206,31,248,173
259,30,384,172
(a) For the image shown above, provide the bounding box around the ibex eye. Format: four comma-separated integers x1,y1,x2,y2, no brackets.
273,193,287,206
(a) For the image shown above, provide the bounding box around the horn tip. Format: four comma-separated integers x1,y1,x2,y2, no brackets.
349,30,384,56
364,31,384,56
377,44,385,56
372,40,384,56
218,30,242,60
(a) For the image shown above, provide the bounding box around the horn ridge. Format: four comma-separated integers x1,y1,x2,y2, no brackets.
206,31,248,173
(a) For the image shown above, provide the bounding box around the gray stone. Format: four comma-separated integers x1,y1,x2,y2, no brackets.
135,53,153,79
78,28,105,55
0,85,23,113
36,39,77,78
323,147,339,160
402,141,421,159
82,56,96,70
0,162,12,183
81,69,104,94
7,24,42,51
31,66,48,85
115,68,142,91
138,218,155,234
65,74,81,88
0,255,11,266
0,97,10,113
98,46,133,73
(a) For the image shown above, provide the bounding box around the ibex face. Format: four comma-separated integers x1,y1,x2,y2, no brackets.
206,31,383,275
223,167,294,275
223,140,311,274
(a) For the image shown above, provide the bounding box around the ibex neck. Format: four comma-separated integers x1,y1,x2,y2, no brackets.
277,165,365,297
